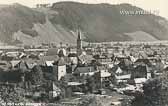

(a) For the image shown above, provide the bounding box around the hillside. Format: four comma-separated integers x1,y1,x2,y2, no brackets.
51,2,168,42
0,2,168,45
0,3,45,43
0,3,76,45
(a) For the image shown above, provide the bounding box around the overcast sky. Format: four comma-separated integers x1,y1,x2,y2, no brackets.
0,0,167,19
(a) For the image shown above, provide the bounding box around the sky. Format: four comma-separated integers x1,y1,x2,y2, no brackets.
0,0,167,19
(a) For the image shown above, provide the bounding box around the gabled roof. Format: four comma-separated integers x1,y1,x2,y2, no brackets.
25,59,39,69
116,67,123,74
118,59,132,67
16,60,28,70
10,60,21,67
134,59,151,66
16,59,37,69
45,61,54,66
163,66,168,71
58,49,65,57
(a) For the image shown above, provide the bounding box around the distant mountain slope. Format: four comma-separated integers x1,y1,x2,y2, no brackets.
0,2,168,45
0,3,76,45
51,2,168,42
13,18,76,45
125,31,158,41
0,3,45,43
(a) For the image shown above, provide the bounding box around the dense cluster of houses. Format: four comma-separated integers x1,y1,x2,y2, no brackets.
0,31,168,104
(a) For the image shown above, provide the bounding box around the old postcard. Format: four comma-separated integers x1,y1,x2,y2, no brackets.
0,0,167,106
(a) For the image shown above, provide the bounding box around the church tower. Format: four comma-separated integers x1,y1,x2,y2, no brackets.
77,29,82,56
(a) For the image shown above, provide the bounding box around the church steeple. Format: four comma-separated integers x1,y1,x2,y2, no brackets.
77,29,81,40
77,29,82,56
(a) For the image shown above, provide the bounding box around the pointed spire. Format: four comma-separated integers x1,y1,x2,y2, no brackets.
76,27,82,57
77,28,81,40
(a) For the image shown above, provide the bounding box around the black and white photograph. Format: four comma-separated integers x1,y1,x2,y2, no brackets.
0,0,167,106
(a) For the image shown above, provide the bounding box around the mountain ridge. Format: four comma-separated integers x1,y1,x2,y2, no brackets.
0,2,168,45
51,2,168,42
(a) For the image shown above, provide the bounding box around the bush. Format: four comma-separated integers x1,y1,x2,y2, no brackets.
143,71,168,106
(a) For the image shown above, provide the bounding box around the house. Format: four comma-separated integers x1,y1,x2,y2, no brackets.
85,48,93,55
73,65,97,76
6,51,20,57
97,66,111,80
115,74,131,83
68,53,78,65
27,53,39,60
1,54,15,61
93,54,112,65
134,78,147,90
106,47,115,54
129,56,138,62
39,55,68,80
15,59,37,70
130,65,152,87
0,61,11,70
53,57,67,80
108,63,114,68
131,65,149,79
10,60,21,68
45,61,54,67
118,58,133,74
39,55,59,66
99,67,111,88
78,54,94,64
134,59,151,66
57,48,67,57
156,66,168,77
15,60,28,70
25,59,38,69
109,65,131,83
115,67,123,75
49,82,61,99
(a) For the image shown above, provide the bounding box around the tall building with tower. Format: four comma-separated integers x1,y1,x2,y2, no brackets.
77,29,82,56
